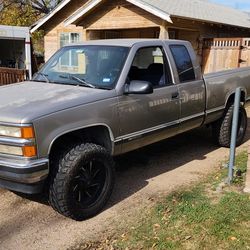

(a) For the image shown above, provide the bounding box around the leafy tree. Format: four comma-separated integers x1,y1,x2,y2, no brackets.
0,0,63,18
0,1,37,26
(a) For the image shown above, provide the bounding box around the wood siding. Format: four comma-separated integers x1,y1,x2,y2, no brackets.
87,27,159,40
44,24,84,61
78,0,162,30
43,0,88,61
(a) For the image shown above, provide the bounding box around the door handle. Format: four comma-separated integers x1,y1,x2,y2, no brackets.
171,92,179,99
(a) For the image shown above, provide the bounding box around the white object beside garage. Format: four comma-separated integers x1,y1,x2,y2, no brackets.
0,25,32,79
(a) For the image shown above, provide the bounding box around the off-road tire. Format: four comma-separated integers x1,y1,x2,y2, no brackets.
49,143,115,221
212,104,247,147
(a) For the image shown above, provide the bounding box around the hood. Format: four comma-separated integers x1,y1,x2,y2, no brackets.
0,81,114,124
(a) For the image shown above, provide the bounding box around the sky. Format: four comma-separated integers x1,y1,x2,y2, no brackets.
210,0,250,12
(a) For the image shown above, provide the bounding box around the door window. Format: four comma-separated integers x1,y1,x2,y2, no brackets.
170,45,195,83
128,46,172,87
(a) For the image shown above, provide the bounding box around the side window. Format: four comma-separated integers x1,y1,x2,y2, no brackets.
128,46,172,87
170,45,195,83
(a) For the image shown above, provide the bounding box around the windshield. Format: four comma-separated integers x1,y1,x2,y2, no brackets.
33,45,129,89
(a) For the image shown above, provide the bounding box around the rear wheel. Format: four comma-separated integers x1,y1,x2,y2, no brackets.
212,104,247,147
49,143,115,221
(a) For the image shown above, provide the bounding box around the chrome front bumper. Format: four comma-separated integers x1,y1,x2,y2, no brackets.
0,157,49,193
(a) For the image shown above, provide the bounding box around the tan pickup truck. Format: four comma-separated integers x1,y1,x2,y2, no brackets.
0,39,249,220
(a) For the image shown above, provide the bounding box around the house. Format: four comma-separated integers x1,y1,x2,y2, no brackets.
31,0,250,62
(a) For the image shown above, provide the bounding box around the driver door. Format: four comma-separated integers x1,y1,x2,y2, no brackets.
117,45,180,154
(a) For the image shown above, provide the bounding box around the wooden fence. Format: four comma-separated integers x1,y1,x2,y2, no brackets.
202,38,250,74
0,67,26,86
241,38,250,67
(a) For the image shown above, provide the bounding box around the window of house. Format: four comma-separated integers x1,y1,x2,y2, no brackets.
169,45,196,83
60,33,81,66
128,46,172,87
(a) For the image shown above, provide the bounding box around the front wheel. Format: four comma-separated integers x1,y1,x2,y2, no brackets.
212,104,247,147
49,143,115,221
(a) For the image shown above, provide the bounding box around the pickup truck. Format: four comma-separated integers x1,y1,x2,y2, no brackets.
0,39,249,221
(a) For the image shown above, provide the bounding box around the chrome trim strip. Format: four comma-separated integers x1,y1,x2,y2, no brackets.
0,158,48,170
0,169,48,184
179,112,204,123
115,112,206,144
115,120,179,143
0,153,37,161
0,136,35,146
206,106,224,115
0,122,33,127
0,158,49,184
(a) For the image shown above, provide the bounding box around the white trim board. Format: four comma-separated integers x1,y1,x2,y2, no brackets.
64,0,103,27
126,0,172,24
30,0,71,33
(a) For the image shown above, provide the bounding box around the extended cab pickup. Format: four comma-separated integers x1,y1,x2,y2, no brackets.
0,39,249,220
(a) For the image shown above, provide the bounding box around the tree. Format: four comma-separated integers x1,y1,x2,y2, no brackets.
0,0,63,26
28,0,63,14
0,0,63,55
0,1,37,26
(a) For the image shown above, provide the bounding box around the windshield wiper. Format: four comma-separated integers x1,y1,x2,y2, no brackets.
34,72,50,83
59,74,96,89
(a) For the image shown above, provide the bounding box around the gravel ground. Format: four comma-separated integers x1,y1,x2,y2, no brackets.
0,113,249,250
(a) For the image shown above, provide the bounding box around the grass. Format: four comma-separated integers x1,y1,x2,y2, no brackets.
74,151,250,250
114,188,250,250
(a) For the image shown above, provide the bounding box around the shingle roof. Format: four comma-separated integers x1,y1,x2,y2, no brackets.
31,0,250,33
140,0,250,28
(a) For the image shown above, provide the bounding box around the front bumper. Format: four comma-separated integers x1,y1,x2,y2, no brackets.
0,157,49,194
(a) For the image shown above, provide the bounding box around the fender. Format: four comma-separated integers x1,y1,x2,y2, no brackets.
47,123,115,156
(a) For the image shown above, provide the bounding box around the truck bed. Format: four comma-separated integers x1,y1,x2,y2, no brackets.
203,67,250,124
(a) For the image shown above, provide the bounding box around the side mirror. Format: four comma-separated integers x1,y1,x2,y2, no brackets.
124,80,153,95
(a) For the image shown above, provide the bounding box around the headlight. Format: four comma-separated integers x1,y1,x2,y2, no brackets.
0,144,23,156
0,125,35,138
0,125,37,157
0,145,37,157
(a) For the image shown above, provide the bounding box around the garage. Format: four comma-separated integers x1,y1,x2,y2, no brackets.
0,25,32,85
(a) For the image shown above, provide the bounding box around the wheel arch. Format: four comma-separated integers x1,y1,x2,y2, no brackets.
48,124,115,158
225,88,246,108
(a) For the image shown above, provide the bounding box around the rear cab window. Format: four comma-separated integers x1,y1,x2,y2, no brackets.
169,45,196,83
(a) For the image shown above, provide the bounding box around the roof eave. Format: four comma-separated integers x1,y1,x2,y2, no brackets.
64,0,173,27
172,15,250,29
30,0,71,33
126,0,172,23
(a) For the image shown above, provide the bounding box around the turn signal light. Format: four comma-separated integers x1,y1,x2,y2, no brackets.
22,145,37,157
21,127,35,139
